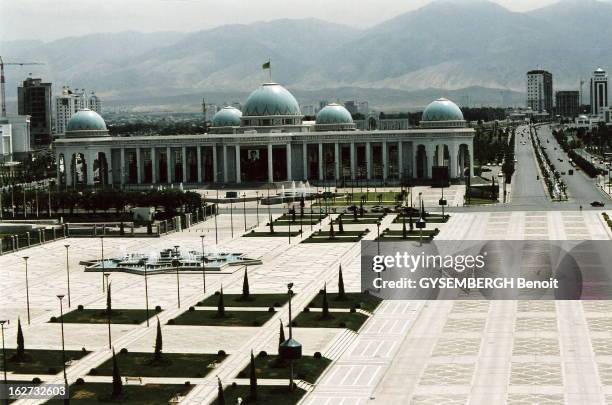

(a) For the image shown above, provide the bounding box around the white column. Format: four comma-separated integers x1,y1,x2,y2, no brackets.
413,144,419,179
106,149,113,185
136,147,142,184
151,147,156,183
366,142,372,180
302,141,308,180
318,143,324,181
182,146,187,183
334,142,340,180
166,146,172,184
197,146,203,183
469,143,474,178
212,146,218,183
87,151,96,186
350,142,356,180
120,148,125,185
286,142,292,181
438,144,445,166
382,140,388,180
267,143,273,183
222,145,228,183
235,144,241,183
450,143,458,178
426,144,435,179
398,141,403,179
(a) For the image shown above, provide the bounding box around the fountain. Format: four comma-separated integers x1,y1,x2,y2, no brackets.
83,247,262,275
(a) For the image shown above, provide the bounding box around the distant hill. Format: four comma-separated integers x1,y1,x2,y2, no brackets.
2,0,611,111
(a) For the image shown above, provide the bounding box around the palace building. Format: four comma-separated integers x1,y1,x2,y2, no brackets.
53,83,474,186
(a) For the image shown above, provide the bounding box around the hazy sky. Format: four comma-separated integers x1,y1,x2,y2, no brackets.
1,0,560,42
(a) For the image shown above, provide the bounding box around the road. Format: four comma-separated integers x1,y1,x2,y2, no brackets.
534,124,608,208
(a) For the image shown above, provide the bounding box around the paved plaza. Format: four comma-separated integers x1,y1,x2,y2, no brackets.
2,192,612,404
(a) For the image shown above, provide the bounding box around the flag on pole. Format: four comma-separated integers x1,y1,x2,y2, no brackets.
262,60,271,70
262,60,272,82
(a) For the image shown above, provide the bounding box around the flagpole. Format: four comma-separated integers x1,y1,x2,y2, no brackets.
269,59,272,82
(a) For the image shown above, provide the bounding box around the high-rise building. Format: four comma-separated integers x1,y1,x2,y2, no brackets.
590,67,609,117
54,87,102,136
555,90,579,118
527,70,553,113
358,101,369,115
0,114,31,158
0,123,13,164
17,77,52,148
344,100,358,115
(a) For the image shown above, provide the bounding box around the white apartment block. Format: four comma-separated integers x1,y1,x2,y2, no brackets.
527,70,553,113
54,87,101,136
591,68,609,117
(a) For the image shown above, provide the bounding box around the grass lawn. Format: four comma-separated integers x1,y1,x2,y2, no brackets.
170,310,274,327
336,216,383,224
244,231,302,237
307,292,382,313
465,197,498,205
2,348,89,375
292,311,369,331
393,214,449,224
198,293,290,308
237,354,331,383
47,383,192,404
302,235,363,243
90,352,225,378
218,385,306,405
52,309,157,325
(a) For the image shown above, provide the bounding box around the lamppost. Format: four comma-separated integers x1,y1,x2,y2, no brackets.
139,259,150,327
200,235,206,294
173,255,181,308
104,274,111,349
64,245,72,307
279,283,301,392
57,295,68,397
0,319,7,405
214,189,219,244
255,191,260,227
242,192,247,231
376,222,381,255
100,236,106,293
230,198,234,238
287,205,291,245
23,256,31,324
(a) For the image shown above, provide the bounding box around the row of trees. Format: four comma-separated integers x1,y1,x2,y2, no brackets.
0,187,203,218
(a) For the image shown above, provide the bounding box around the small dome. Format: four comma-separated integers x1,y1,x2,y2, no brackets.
578,114,589,120
316,103,354,125
243,83,301,117
422,98,464,121
211,106,242,127
66,109,107,132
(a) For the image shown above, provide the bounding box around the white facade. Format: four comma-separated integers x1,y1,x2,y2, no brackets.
0,124,13,163
591,68,609,117
54,87,101,136
0,114,31,155
527,70,553,113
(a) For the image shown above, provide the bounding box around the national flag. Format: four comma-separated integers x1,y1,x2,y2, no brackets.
262,61,271,70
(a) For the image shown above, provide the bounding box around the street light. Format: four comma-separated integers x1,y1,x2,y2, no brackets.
64,245,72,307
214,189,219,244
376,222,381,255
255,191,260,226
100,236,106,293
230,198,234,238
1,319,7,405
173,255,181,308
279,283,301,392
200,235,206,294
104,275,111,349
57,295,68,396
139,259,150,327
23,256,31,324
242,192,247,231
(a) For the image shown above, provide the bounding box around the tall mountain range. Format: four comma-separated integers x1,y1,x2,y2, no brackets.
2,0,611,111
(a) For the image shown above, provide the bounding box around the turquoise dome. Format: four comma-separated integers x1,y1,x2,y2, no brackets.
66,109,107,131
212,106,242,127
243,83,301,116
422,98,464,121
316,103,353,125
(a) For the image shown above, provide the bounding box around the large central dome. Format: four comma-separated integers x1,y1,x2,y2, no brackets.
243,83,301,117
422,98,464,122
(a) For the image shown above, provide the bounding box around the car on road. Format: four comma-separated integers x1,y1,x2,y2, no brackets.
370,205,385,213
591,201,605,207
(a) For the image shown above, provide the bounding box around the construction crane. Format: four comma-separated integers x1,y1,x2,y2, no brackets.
0,56,45,117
